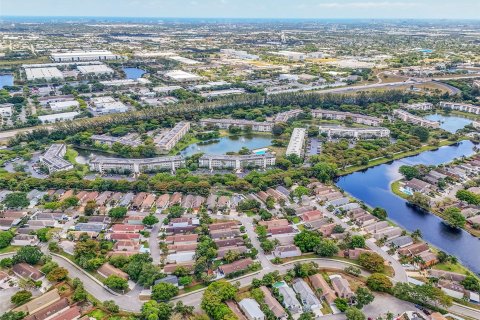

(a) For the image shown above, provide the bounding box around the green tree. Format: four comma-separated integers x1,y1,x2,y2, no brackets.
109,206,128,219
349,235,366,249
84,200,97,216
36,228,51,242
456,190,480,205
141,300,174,320
11,290,32,306
366,273,393,293
461,275,480,292
61,196,79,209
3,192,29,208
294,230,322,253
334,298,348,312
372,207,387,220
315,239,339,257
358,252,385,273
46,267,68,282
444,207,466,229
399,165,420,180
0,311,26,320
104,300,120,313
103,275,128,291
410,126,429,142
152,282,179,301
355,287,374,309
409,192,430,210
346,307,366,320
0,231,13,248
312,162,338,182
13,246,43,265
143,214,159,227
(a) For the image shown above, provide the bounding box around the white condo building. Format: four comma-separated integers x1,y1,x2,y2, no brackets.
440,101,480,115
311,109,382,126
393,109,440,128
156,122,191,152
51,50,121,62
286,128,306,157
199,154,276,170
89,156,185,174
274,109,303,123
319,126,390,139
199,118,273,132
39,144,74,173
401,102,434,111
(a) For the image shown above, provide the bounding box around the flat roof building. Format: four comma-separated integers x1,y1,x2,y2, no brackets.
49,100,79,111
440,101,480,115
25,67,64,81
51,50,121,62
199,153,276,170
274,109,303,123
319,125,390,139
164,70,202,82
312,109,382,126
39,144,74,173
286,128,306,157
156,122,190,152
89,156,185,174
89,96,129,115
77,64,115,75
393,109,440,128
199,118,273,132
38,111,79,124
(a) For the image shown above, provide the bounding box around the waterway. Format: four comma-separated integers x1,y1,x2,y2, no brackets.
424,113,472,133
0,74,14,88
336,140,480,274
123,67,145,80
180,135,272,157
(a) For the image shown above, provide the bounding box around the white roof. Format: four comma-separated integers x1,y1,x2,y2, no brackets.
25,67,63,80
38,111,79,122
77,64,114,74
164,70,201,81
239,298,264,319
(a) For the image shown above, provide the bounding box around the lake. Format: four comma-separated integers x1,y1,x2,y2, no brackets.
180,135,273,157
336,140,480,274
0,74,14,88
424,113,473,133
123,67,145,80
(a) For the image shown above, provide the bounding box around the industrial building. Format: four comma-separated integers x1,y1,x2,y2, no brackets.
311,109,382,126
286,128,306,157
49,100,79,112
89,96,129,115
25,67,64,81
89,156,185,174
39,144,74,173
156,122,191,152
393,109,440,128
38,111,79,124
199,153,276,170
220,49,260,60
164,70,202,82
319,125,390,139
51,50,121,62
77,64,115,75
199,118,273,132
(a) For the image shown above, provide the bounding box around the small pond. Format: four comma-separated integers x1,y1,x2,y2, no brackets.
180,135,273,157
123,67,146,80
0,74,14,88
424,113,473,133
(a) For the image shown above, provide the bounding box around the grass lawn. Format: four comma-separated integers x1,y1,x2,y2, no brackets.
88,309,107,320
0,245,19,254
180,283,206,293
390,180,409,200
169,134,200,155
292,217,301,224
433,262,473,276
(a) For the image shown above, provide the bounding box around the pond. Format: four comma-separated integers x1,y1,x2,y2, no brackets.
424,113,473,133
0,74,14,88
336,140,480,274
123,67,146,80
180,135,273,157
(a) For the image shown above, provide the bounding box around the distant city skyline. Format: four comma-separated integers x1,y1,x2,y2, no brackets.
2,0,480,20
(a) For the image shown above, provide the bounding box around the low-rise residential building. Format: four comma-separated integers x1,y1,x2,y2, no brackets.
218,258,253,276
286,128,306,157
89,156,185,174
156,122,190,152
13,289,61,315
393,109,440,128
199,118,273,132
238,298,265,320
277,282,302,314
199,153,276,170
330,275,353,299
319,125,390,139
274,109,303,123
98,263,129,280
259,286,287,319
309,273,337,304
401,102,434,111
39,144,74,173
292,278,322,312
13,263,44,281
312,109,382,126
440,101,480,115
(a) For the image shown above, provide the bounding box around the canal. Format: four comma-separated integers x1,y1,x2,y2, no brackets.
336,140,480,274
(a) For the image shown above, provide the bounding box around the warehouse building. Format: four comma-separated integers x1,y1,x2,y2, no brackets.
51,50,121,62
164,70,202,82
77,64,114,75
89,96,128,115
38,111,79,124
49,100,79,112
25,67,64,81
286,128,306,157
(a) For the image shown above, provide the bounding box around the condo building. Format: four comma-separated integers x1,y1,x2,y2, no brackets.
156,122,191,152
401,102,434,111
440,101,480,115
319,126,390,139
393,109,440,128
274,109,303,123
39,144,74,173
199,119,274,132
286,128,306,157
199,154,276,170
89,156,185,174
311,109,382,126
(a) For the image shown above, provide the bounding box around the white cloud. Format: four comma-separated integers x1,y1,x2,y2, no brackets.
317,1,420,9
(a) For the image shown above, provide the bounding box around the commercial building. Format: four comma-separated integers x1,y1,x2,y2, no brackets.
164,70,202,82
440,101,480,115
199,153,276,170
156,122,190,152
51,50,121,62
38,111,79,124
220,49,259,60
274,109,303,123
49,100,79,111
201,89,246,98
393,109,440,128
401,102,434,111
319,125,390,139
89,156,185,174
77,64,115,75
89,96,129,115
286,128,306,157
39,144,74,173
311,109,382,126
199,118,273,132
271,50,306,61
169,56,200,65
25,67,64,81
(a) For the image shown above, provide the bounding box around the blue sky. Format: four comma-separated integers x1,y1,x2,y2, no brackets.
2,0,480,19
